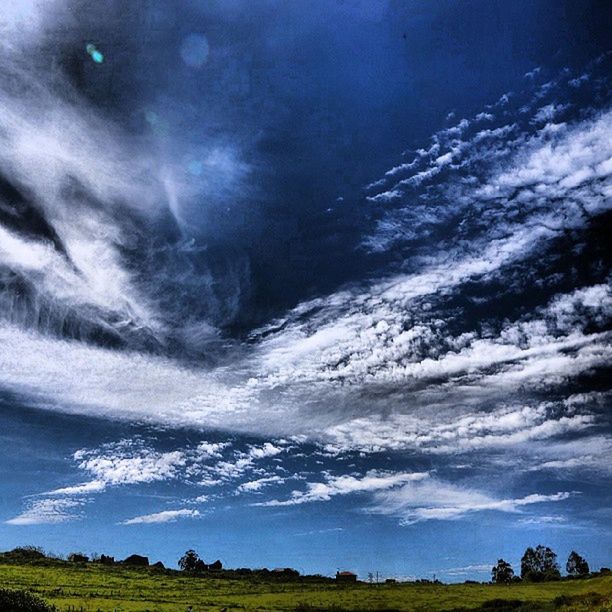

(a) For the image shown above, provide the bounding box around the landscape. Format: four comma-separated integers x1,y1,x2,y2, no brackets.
0,1,610,611
0,545,611,611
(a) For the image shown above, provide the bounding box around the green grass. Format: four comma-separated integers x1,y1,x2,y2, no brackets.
0,561,610,611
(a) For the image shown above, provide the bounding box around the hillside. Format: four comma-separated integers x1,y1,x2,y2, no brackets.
0,559,611,611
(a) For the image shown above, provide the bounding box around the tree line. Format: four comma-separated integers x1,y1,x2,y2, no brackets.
491,546,591,583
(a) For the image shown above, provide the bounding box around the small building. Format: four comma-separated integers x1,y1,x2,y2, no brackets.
336,571,357,583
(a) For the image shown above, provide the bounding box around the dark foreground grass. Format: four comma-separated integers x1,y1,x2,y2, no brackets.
0,561,610,611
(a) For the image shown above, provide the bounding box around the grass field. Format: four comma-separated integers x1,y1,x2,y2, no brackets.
0,561,611,611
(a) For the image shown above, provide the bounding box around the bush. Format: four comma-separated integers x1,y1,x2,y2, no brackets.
0,588,56,611
4,546,47,562
553,592,605,608
481,600,524,610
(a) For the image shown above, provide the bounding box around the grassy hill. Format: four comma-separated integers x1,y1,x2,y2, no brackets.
0,559,610,611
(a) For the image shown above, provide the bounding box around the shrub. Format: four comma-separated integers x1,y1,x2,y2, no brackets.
480,599,524,610
0,588,56,611
5,546,47,562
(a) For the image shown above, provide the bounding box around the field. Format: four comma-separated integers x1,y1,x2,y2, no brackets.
0,562,611,611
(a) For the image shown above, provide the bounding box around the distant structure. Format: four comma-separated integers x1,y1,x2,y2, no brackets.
122,554,149,566
336,571,357,583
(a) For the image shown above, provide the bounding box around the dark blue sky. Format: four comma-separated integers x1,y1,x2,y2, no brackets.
0,0,610,580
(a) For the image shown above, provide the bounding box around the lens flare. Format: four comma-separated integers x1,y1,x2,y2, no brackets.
86,43,104,64
179,33,209,68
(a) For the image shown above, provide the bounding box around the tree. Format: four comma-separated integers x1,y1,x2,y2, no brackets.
178,549,200,572
520,545,560,582
491,559,515,584
566,551,589,577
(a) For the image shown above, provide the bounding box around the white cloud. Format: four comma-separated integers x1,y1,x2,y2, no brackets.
0,56,608,504
370,477,572,524
45,480,107,496
238,475,285,493
202,443,286,484
73,440,186,487
322,400,595,455
121,509,200,525
517,515,567,526
531,103,569,124
196,442,231,459
443,564,493,576
6,498,84,525
258,470,428,507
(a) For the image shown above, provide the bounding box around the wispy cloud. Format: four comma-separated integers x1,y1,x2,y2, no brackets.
6,498,84,525
370,478,572,525
121,509,201,525
0,32,609,534
258,471,430,507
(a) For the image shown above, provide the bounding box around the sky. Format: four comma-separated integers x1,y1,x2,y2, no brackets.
0,0,610,582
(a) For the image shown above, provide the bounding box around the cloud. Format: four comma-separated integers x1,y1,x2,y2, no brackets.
517,515,568,526
254,469,573,528
6,498,84,525
258,470,428,507
201,443,287,484
322,399,596,455
369,477,572,525
196,442,231,459
237,475,285,493
0,46,609,537
121,509,201,525
0,8,252,354
67,440,186,491
45,481,107,496
442,564,493,576
531,103,569,124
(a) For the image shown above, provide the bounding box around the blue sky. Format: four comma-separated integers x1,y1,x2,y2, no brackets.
0,0,610,581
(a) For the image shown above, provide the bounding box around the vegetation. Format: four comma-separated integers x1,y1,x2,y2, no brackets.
491,559,515,584
520,546,561,582
0,587,57,612
0,545,609,611
567,551,590,578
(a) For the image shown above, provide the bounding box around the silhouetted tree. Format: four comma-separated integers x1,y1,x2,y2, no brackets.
194,559,207,572
566,551,589,577
491,559,515,584
520,545,560,581
178,549,200,572
67,552,89,563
